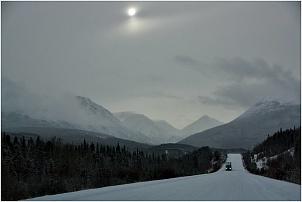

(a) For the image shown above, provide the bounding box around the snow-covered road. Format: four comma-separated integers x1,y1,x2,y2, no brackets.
29,154,301,200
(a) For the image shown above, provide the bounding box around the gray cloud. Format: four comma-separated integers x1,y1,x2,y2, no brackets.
133,91,183,100
172,55,210,73
197,95,237,110
173,55,200,67
213,57,298,83
198,57,300,108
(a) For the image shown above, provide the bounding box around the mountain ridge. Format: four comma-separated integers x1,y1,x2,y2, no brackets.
114,112,180,144
179,100,301,149
1,79,154,144
180,115,223,137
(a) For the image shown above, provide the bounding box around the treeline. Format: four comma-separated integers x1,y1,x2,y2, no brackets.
242,127,301,184
2,133,223,200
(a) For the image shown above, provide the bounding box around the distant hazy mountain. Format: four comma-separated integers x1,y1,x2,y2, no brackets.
114,112,181,144
74,96,153,144
1,111,79,129
114,112,225,143
154,120,181,135
2,96,154,144
180,115,223,137
179,100,301,149
1,78,153,144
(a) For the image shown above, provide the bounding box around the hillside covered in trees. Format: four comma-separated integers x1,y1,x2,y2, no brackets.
1,132,223,200
242,127,301,184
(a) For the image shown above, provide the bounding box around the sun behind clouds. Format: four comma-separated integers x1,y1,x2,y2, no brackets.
128,8,136,16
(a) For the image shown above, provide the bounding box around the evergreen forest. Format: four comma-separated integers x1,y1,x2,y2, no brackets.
1,132,223,200
242,127,301,184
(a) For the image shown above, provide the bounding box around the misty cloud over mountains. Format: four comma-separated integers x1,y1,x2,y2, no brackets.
173,56,300,109
2,76,301,149
210,57,301,107
2,76,101,128
2,76,225,145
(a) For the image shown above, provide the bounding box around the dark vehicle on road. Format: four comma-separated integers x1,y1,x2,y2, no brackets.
225,162,232,171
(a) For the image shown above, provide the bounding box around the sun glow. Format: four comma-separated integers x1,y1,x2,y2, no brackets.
128,8,136,16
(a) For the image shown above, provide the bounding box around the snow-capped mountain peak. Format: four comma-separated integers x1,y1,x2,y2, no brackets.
237,99,299,120
76,96,121,123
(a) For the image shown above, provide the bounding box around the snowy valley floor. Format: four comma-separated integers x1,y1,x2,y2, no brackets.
28,154,301,201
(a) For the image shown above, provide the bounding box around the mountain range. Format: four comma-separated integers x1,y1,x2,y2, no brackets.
2,91,222,145
1,77,154,145
2,77,300,149
179,100,301,149
114,112,224,144
1,96,154,145
114,112,181,144
2,77,222,145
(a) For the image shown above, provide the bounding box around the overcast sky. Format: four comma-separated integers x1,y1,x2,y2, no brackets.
2,1,301,129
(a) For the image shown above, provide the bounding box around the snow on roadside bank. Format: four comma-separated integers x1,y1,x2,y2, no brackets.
252,147,295,169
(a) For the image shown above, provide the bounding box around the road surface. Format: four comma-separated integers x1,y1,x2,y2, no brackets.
29,154,301,200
